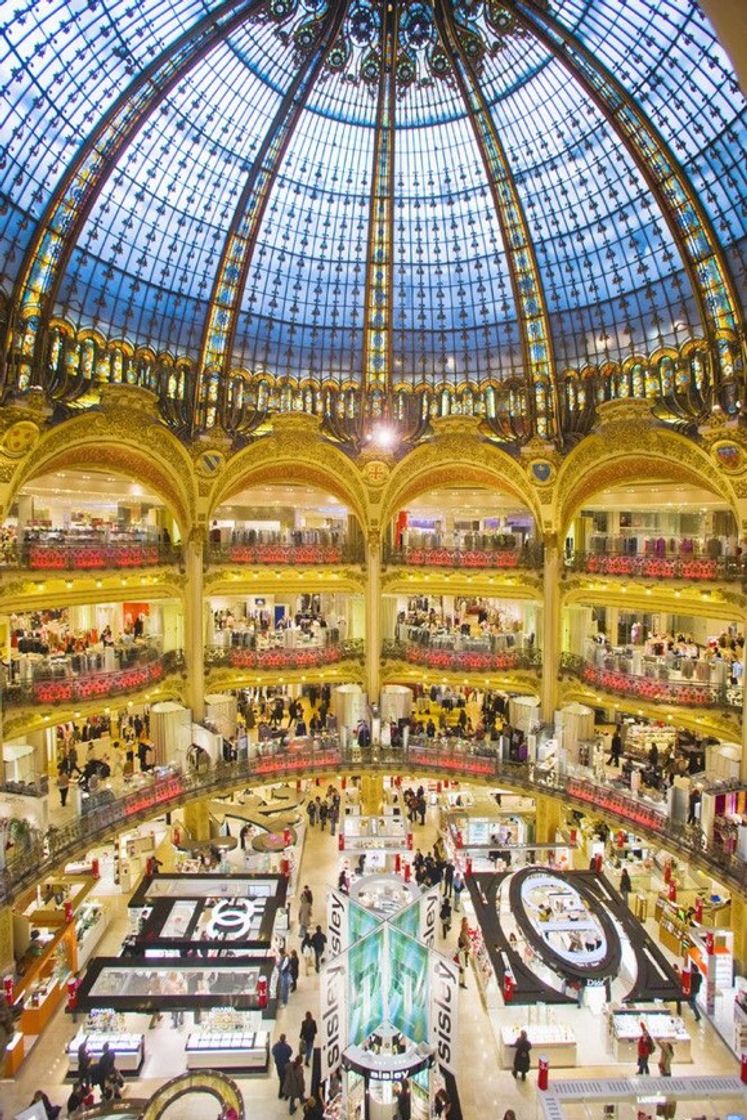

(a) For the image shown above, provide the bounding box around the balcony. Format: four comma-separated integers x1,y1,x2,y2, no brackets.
560,652,743,711
0,538,180,571
209,535,364,566
385,539,544,570
383,638,541,674
206,638,364,672
2,648,184,707
566,550,747,583
4,739,746,905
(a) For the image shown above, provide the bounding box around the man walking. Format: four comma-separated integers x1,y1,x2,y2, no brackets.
311,925,327,973
271,1033,292,1098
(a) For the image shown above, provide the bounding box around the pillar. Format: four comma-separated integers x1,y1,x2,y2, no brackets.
185,530,205,721
360,774,384,816
182,797,211,842
534,794,565,845
740,636,747,782
365,530,381,703
730,895,747,976
541,534,561,721
0,905,12,974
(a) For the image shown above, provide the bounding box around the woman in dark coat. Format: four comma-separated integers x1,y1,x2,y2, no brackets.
512,1029,532,1081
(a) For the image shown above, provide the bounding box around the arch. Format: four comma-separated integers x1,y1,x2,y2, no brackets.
5,413,195,535
141,1070,245,1120
556,426,740,539
381,432,542,527
209,420,369,529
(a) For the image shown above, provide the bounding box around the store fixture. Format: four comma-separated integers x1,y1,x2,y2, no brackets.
609,1007,692,1062
185,1009,269,1071
67,1011,145,1074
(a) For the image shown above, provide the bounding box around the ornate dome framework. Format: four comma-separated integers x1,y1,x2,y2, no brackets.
0,0,744,448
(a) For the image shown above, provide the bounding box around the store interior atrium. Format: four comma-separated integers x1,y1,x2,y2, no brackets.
0,0,746,1118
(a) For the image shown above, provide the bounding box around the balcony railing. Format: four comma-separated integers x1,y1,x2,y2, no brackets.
3,737,746,905
560,651,743,711
383,638,541,674
206,639,364,672
2,649,184,707
209,539,364,566
0,540,180,571
566,550,747,583
385,540,544,570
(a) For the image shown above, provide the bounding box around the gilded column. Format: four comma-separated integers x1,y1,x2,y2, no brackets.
365,530,382,704
185,529,205,723
533,795,564,845
541,534,561,722
183,798,211,842
741,636,747,783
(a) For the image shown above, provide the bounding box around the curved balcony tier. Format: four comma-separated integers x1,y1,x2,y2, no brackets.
383,638,541,675
209,540,364,566
567,551,747,583
2,649,184,707
205,639,364,672
1,541,180,571
385,542,544,571
2,740,744,906
560,652,742,711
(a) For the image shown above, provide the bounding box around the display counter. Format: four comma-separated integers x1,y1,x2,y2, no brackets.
499,1023,577,1069
20,978,65,1034
67,1029,145,1074
610,1009,692,1062
185,1029,269,1070
74,902,108,969
3,1031,24,1077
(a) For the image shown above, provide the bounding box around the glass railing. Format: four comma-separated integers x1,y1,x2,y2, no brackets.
560,652,743,711
0,539,180,570
3,738,746,904
2,648,184,707
385,540,544,570
209,537,364,565
566,550,747,582
205,639,364,672
382,638,541,674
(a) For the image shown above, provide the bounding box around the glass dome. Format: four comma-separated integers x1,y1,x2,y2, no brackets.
0,0,744,442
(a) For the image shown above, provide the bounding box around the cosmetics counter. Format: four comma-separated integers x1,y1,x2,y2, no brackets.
498,1021,577,1069
75,902,108,969
609,1008,692,1062
185,1009,269,1071
67,1012,145,1075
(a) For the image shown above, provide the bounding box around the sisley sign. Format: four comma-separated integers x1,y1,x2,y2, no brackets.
419,886,439,949
429,952,459,1075
327,889,349,959
320,954,348,1080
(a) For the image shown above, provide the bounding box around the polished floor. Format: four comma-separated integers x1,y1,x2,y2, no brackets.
1,784,740,1120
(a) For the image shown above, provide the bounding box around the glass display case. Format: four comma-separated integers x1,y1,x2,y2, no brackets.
67,1024,145,1074
610,1008,692,1062
75,901,108,969
185,1028,269,1070
499,1022,577,1068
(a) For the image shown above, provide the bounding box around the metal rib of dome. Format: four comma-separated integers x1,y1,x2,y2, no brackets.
0,0,744,446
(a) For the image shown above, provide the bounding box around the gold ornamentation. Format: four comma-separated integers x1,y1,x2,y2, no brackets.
2,421,39,457
362,459,391,486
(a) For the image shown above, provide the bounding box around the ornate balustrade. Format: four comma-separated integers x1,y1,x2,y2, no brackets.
566,551,746,583
384,542,544,570
2,649,184,707
383,638,541,674
205,639,364,672
560,652,742,711
2,737,745,905
209,540,364,566
0,541,180,571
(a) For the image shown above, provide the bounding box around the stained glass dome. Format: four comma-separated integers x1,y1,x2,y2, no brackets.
0,0,744,444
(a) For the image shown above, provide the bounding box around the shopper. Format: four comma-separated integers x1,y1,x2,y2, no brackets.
457,917,470,988
282,1054,306,1115
619,867,632,907
66,1081,91,1118
301,931,315,976
452,870,465,912
302,1096,324,1120
512,1029,532,1081
636,1024,654,1074
300,1010,318,1066
658,1038,674,1076
93,1042,117,1088
77,1039,92,1088
439,895,452,939
311,925,327,972
434,1089,452,1117
688,965,703,1021
395,1080,412,1120
29,1091,61,1119
278,949,292,1008
272,1033,293,1098
289,949,300,992
608,729,623,767
299,892,313,940
56,764,70,807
